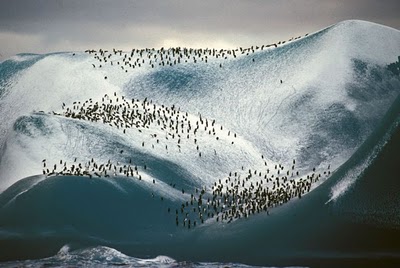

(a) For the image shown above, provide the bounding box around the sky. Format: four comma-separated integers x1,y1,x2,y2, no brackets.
0,0,399,61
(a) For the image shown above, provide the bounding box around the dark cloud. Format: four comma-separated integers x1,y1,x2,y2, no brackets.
0,0,399,61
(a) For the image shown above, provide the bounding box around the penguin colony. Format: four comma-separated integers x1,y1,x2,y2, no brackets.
84,34,308,73
42,157,147,180
44,91,238,182
55,92,235,155
44,92,331,228
42,31,333,228
172,162,331,228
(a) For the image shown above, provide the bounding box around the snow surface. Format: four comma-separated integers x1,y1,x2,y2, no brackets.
0,20,399,202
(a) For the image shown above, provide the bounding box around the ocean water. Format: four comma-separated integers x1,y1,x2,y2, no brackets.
0,20,400,267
